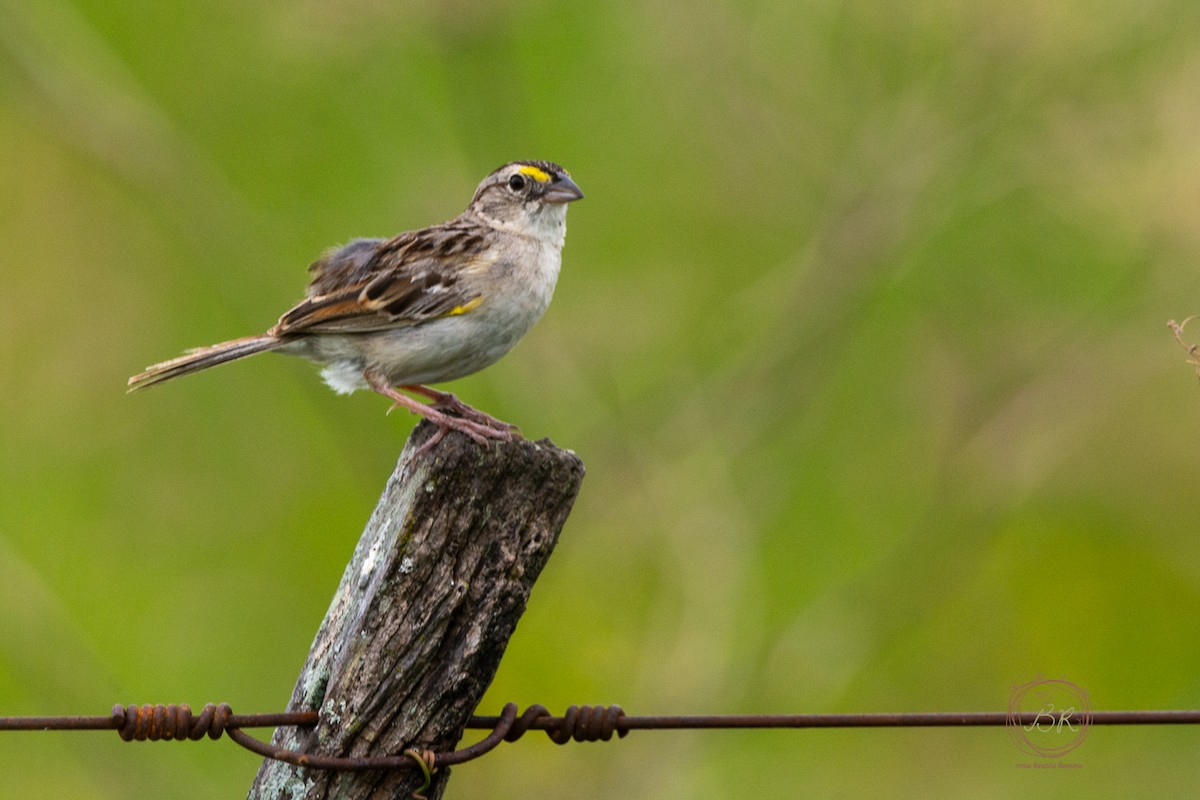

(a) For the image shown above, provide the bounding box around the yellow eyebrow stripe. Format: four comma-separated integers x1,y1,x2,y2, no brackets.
517,165,552,183
446,296,483,316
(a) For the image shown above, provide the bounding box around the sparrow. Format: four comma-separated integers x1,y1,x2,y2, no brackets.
129,160,583,451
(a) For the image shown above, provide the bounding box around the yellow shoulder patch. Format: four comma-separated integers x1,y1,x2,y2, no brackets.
517,165,552,183
446,296,484,316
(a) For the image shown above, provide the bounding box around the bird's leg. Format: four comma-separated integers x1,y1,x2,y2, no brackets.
401,384,521,433
364,371,514,454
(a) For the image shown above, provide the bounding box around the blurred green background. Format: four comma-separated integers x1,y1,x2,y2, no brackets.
3,0,1200,797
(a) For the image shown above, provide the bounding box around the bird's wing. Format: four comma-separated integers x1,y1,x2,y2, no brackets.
272,225,490,335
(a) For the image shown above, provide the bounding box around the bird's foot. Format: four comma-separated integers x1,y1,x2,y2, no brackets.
401,385,521,434
411,413,515,456
364,373,516,455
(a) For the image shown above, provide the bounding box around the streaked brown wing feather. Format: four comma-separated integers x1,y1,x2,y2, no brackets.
272,223,488,335
303,237,385,297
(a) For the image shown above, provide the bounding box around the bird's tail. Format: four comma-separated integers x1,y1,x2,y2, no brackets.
127,335,284,392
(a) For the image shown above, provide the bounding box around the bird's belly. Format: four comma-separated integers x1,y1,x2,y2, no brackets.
369,316,524,385
300,302,543,391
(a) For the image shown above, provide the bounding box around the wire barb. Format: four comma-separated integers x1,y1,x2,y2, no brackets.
504,704,628,744
112,703,231,742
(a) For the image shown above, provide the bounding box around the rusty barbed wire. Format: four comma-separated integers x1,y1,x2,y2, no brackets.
1,703,1198,773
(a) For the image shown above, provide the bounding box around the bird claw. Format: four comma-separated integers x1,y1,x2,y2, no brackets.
400,385,521,436
413,415,514,457
365,374,520,454
429,393,518,431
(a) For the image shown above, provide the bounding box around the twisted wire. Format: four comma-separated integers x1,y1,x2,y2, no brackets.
504,704,628,744
113,703,231,742
3,702,1200,773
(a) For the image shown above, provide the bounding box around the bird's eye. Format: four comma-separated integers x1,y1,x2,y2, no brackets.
507,174,527,192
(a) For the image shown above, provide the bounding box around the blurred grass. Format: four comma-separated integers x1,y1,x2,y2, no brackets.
2,0,1200,797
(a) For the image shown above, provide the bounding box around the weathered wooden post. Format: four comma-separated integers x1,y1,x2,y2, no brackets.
248,420,585,799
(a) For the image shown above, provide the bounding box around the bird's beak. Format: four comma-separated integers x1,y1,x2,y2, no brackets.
543,174,585,204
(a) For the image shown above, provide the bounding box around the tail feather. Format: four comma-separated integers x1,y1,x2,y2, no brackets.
127,335,284,392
